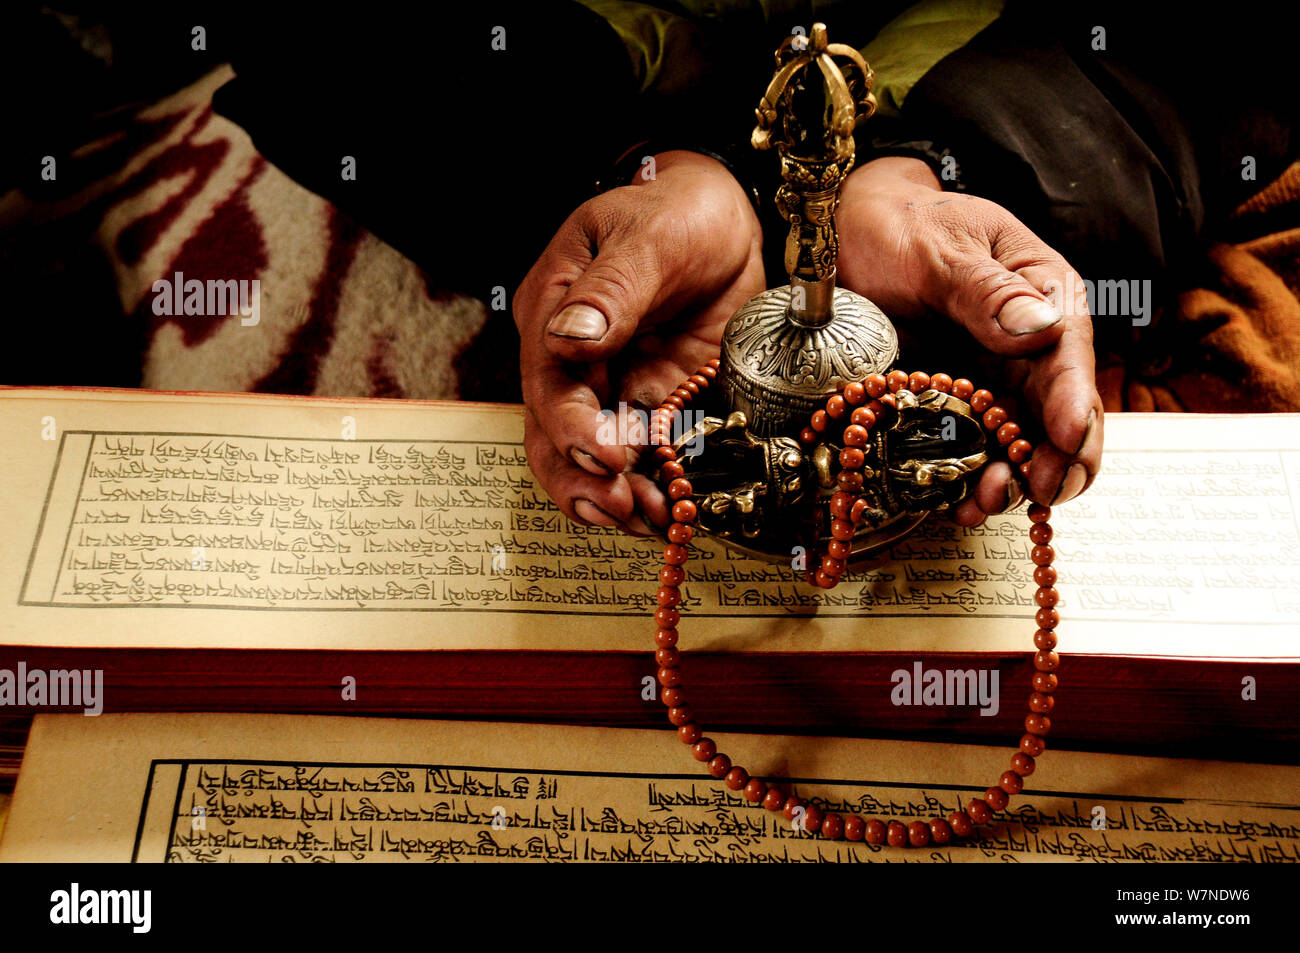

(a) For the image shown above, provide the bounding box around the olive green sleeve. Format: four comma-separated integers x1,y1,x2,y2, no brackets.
860,0,1006,117
573,0,710,95
577,0,1006,108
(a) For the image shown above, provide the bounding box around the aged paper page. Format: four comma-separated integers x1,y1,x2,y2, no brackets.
2,713,1296,862
2,388,1297,655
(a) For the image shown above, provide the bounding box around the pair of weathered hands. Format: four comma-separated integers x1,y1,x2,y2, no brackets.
514,151,1104,537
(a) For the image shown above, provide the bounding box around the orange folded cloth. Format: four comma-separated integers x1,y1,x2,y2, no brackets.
1101,162,1300,413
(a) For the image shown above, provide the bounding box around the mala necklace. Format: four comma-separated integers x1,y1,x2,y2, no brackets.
648,360,1060,848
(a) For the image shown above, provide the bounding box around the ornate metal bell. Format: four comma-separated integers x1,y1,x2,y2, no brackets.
665,24,989,569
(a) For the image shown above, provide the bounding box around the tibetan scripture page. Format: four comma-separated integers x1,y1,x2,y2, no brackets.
1,713,1297,863
1,388,1297,656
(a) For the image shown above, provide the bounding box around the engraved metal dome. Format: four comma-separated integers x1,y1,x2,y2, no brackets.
719,285,898,438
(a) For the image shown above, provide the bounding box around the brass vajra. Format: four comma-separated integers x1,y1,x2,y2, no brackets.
662,23,990,568
753,22,876,323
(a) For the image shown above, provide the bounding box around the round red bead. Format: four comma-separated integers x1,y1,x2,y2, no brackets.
821,814,845,840
802,805,823,833
659,565,684,586
671,500,697,523
667,478,693,500
1025,713,1052,736
837,449,868,473
908,821,931,847
782,797,803,821
850,407,876,428
844,816,865,841
836,470,863,491
667,523,693,544
657,667,681,688
982,406,1009,430
843,425,869,447
886,821,908,847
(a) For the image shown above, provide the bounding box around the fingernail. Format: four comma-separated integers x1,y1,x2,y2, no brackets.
1052,463,1088,505
571,447,613,476
1074,409,1098,456
1005,476,1025,511
624,512,656,537
573,499,618,526
995,298,1062,336
547,304,607,341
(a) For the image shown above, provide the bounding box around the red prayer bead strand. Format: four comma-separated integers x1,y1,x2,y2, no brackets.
651,365,1058,848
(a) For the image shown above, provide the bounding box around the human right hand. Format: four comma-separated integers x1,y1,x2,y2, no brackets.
513,151,766,534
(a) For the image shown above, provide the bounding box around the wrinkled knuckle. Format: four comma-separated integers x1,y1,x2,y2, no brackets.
584,199,625,243
520,375,547,413
510,285,530,330
588,255,652,307
946,257,1005,314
